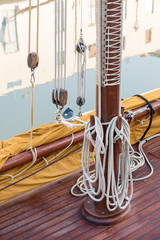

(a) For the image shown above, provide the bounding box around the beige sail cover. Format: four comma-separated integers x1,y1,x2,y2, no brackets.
0,88,160,204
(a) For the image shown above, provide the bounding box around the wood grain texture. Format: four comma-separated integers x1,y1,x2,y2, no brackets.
0,136,160,239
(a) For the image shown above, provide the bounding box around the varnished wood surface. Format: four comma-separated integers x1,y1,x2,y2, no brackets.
0,136,160,239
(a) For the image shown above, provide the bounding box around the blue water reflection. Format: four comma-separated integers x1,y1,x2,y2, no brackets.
1,53,160,141
0,0,160,140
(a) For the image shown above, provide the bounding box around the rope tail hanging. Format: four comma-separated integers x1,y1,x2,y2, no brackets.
75,0,86,117
0,0,40,181
52,0,68,122
27,0,40,164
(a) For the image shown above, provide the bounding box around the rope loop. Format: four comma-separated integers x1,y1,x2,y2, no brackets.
81,115,133,211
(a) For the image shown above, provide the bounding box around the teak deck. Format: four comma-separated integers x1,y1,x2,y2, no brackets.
0,136,160,239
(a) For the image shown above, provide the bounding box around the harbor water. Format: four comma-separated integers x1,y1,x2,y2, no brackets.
0,0,160,140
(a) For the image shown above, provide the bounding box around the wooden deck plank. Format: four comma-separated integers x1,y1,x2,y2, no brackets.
0,182,75,225
58,188,160,240
0,137,159,239
0,198,81,238
0,176,77,218
11,209,83,240
72,194,160,240
122,214,160,240
138,226,160,240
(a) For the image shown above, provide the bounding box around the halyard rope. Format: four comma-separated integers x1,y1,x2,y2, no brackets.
0,0,40,180
54,0,67,101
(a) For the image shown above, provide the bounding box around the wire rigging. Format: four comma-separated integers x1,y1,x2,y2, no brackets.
52,0,68,122
75,0,86,117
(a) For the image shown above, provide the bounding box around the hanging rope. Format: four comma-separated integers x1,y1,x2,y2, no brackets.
52,0,68,122
97,0,102,119
75,0,86,117
27,0,39,165
74,0,77,53
27,0,39,145
0,0,40,182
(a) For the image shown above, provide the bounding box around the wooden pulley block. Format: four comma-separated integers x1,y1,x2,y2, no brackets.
27,52,39,69
52,88,68,107
76,96,85,106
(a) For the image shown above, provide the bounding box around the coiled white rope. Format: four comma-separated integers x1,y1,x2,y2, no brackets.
132,133,159,181
71,126,158,199
73,116,133,211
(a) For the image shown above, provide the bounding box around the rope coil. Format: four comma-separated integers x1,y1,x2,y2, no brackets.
80,116,133,211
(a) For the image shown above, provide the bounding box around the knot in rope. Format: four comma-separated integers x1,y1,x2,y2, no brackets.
114,125,124,143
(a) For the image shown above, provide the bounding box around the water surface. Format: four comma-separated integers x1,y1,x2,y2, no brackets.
0,0,160,140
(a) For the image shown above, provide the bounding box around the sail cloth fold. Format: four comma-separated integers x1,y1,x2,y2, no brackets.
0,88,160,204
0,112,93,170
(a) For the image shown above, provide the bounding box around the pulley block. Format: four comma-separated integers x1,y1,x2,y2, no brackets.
76,96,85,106
27,52,39,69
76,38,86,53
52,88,68,107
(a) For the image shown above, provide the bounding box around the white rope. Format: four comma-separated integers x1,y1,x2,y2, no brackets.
125,106,150,122
75,0,86,116
71,128,159,199
54,0,67,100
60,0,63,88
97,0,101,119
101,0,123,86
64,0,67,89
130,151,145,172
132,133,159,181
0,148,37,181
0,134,75,182
77,116,133,211
54,0,57,100
75,29,86,117
42,133,74,164
61,116,87,128
57,0,60,99
77,40,86,99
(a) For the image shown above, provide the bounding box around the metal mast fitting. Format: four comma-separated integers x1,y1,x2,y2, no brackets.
81,0,131,225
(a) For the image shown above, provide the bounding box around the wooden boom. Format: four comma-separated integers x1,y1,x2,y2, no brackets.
0,100,159,174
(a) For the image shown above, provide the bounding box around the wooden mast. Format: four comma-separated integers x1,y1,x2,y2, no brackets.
81,0,131,225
